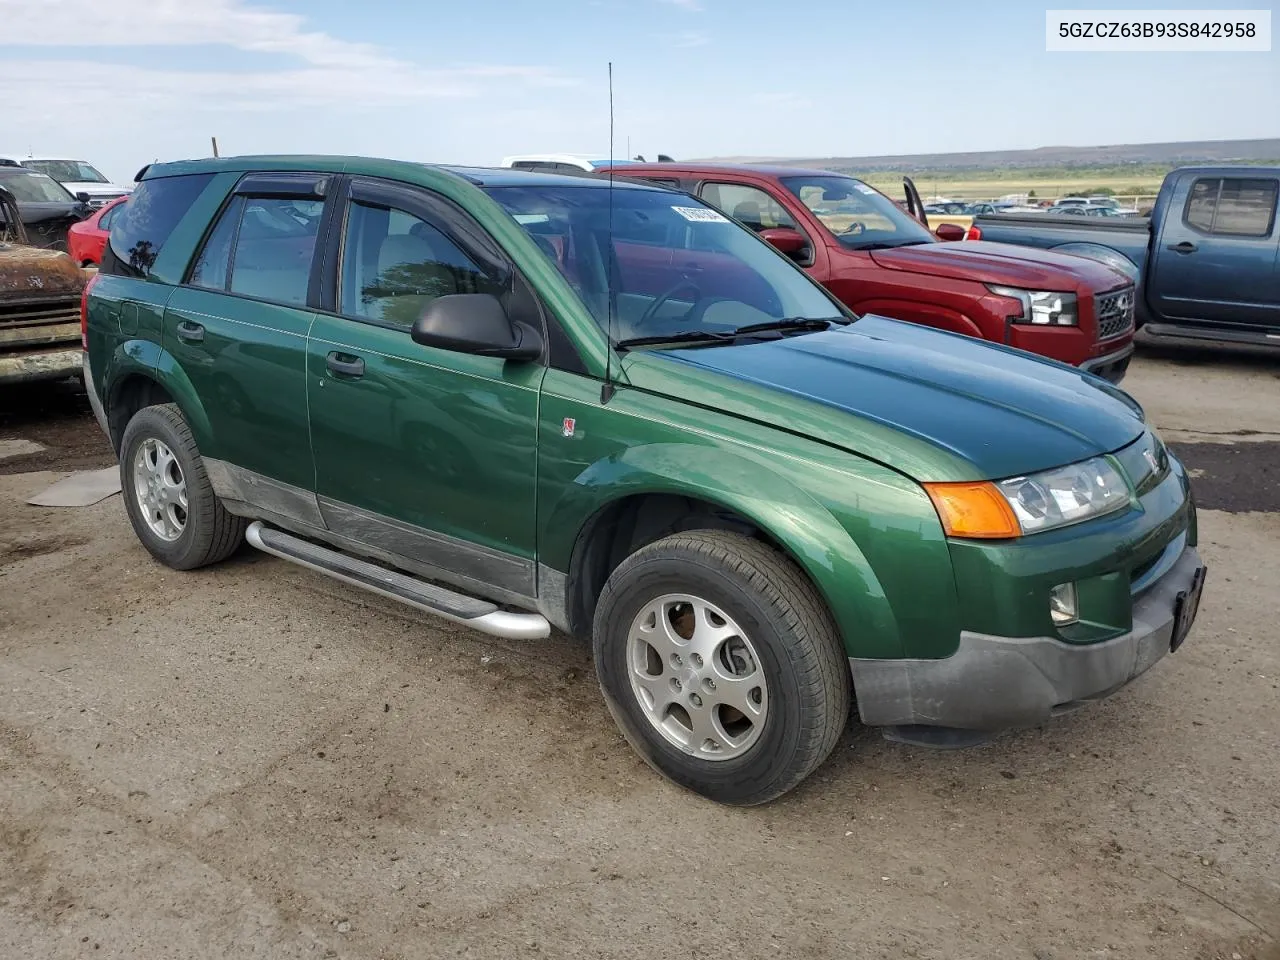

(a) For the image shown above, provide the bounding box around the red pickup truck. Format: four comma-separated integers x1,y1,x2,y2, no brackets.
600,163,1136,382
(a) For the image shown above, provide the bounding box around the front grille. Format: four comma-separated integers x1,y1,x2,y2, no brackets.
1096,286,1136,342
0,298,79,329
0,298,81,349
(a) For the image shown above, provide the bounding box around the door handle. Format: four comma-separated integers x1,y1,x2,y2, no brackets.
175,320,205,343
1168,241,1198,254
325,351,365,378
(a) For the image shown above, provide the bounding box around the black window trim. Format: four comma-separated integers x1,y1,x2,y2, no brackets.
1182,175,1279,238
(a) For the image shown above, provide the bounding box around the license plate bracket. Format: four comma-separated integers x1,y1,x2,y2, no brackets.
1170,566,1206,653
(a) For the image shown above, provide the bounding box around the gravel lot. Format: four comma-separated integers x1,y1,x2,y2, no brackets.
2,342,1278,960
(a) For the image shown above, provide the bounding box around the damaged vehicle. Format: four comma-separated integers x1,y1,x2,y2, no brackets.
0,163,91,251
0,185,87,385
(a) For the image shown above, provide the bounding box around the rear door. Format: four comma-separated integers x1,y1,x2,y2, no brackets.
161,172,329,525
1151,173,1280,330
305,177,543,598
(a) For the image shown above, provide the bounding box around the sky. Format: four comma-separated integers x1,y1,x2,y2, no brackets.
1,0,1277,184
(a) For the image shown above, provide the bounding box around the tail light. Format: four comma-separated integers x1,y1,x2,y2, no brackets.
965,225,982,241
80,272,101,349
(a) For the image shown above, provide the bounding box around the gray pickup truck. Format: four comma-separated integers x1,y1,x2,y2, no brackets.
970,167,1280,348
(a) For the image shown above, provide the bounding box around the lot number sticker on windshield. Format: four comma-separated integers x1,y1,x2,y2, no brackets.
853,182,877,194
673,206,729,223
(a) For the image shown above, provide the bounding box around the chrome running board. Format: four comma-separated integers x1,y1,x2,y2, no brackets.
244,521,550,640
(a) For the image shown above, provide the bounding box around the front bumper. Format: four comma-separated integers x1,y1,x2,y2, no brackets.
0,346,82,385
850,545,1203,730
1081,340,1135,384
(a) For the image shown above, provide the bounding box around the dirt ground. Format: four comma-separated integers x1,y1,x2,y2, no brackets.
1,341,1278,960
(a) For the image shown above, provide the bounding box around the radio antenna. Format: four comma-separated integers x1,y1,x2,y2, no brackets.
601,61,617,404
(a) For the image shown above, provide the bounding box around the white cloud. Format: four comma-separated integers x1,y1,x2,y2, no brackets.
657,0,704,9
0,0,583,176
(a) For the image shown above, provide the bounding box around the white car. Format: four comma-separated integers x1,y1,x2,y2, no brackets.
499,154,639,176
0,155,132,208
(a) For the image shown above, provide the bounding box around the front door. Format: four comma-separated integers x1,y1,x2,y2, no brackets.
1151,173,1280,330
306,177,544,599
162,173,328,523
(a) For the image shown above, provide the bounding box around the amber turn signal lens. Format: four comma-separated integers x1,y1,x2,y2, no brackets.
923,481,1021,540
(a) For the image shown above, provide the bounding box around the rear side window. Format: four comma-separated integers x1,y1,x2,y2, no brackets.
107,173,213,277
1183,177,1278,237
187,195,324,306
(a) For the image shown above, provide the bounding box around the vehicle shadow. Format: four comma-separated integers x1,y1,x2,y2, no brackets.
1135,333,1280,373
0,377,116,475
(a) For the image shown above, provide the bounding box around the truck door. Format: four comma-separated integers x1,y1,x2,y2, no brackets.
1150,173,1280,330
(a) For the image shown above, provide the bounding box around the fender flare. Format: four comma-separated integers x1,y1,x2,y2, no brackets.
543,442,905,659
104,339,215,452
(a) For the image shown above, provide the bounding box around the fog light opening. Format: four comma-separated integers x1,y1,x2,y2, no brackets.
1050,582,1079,627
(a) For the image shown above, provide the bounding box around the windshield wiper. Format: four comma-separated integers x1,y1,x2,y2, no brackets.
847,240,931,251
728,317,846,336
614,330,737,350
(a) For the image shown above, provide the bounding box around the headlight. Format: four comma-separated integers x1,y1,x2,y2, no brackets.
989,285,1078,326
997,456,1129,534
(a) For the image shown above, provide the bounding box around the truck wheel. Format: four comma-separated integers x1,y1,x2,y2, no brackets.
119,403,245,570
593,530,850,805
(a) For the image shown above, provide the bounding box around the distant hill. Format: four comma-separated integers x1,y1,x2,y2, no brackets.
699,138,1280,171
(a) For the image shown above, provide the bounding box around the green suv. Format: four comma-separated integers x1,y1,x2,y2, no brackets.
83,156,1205,805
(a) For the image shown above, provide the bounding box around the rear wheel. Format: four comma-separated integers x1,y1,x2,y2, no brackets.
119,403,245,570
593,530,850,805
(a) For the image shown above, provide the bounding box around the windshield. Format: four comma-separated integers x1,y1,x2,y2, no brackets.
780,175,935,250
0,170,75,203
23,160,109,184
483,184,846,343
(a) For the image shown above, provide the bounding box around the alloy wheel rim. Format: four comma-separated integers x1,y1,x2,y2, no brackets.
625,594,768,761
132,438,188,542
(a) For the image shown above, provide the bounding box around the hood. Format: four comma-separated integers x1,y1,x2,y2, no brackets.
0,244,87,299
625,316,1144,482
869,240,1129,292
63,181,132,197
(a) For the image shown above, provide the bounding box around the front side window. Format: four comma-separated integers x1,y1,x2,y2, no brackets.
23,160,109,184
0,170,75,203
699,182,796,233
781,175,935,250
1184,177,1278,237
339,200,503,328
186,194,323,305
108,173,214,278
484,184,845,343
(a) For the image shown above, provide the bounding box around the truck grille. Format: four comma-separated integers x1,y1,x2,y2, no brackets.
0,298,81,349
1096,287,1136,342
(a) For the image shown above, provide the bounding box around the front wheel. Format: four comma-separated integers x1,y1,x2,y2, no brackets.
593,530,851,805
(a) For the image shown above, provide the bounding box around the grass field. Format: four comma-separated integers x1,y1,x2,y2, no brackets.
831,160,1279,204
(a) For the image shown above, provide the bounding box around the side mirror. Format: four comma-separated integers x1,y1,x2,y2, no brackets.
934,223,966,241
411,293,543,361
75,191,92,204
759,227,809,257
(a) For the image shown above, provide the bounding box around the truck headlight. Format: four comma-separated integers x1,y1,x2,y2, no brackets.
989,286,1078,326
997,456,1129,534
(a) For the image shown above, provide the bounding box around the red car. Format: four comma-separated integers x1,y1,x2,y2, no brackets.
599,163,1135,382
67,195,127,267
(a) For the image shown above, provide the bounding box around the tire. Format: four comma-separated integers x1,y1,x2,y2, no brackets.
593,530,851,805
119,403,246,570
